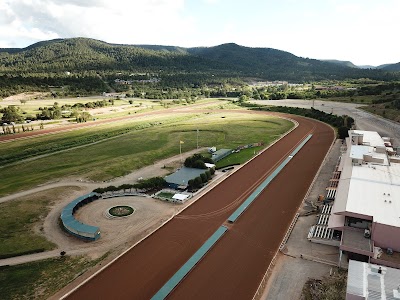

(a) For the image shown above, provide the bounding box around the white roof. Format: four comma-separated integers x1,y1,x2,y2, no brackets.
350,145,372,160
352,130,386,147
172,194,189,201
205,163,216,168
345,164,400,226
347,260,400,299
332,130,400,227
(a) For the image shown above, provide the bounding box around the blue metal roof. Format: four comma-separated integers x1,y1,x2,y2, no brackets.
164,167,207,185
61,192,100,235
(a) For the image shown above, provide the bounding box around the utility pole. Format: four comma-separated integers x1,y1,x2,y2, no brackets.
197,129,199,149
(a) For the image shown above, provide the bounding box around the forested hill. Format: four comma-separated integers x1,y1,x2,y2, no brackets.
380,62,400,72
0,37,399,82
0,38,226,74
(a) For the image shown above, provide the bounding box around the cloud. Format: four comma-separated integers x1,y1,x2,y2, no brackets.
0,0,192,47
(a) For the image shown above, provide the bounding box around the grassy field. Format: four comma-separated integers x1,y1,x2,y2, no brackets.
0,111,293,196
0,187,82,257
157,192,175,199
360,105,400,123
0,254,108,300
318,95,375,104
215,146,264,169
0,113,200,165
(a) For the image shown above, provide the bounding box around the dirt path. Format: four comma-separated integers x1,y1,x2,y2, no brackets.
0,147,208,267
0,147,207,204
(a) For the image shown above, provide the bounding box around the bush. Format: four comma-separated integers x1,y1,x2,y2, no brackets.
200,173,207,183
194,176,203,188
184,153,212,169
210,167,215,175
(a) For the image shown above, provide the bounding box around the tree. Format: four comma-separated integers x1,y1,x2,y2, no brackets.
1,106,24,123
210,167,215,175
238,95,249,103
200,173,207,183
338,127,349,139
194,176,202,188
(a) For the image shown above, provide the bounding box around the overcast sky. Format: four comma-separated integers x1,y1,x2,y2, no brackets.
0,0,399,66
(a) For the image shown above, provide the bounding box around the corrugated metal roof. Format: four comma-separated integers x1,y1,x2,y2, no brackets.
347,260,400,300
164,167,206,185
61,193,100,236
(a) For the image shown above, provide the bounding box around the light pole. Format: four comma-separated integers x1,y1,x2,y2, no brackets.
180,140,184,162
197,129,199,149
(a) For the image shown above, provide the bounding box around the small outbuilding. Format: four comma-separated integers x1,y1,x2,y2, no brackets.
211,149,232,162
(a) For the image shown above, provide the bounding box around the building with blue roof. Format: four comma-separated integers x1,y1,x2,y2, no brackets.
60,193,101,241
165,167,207,189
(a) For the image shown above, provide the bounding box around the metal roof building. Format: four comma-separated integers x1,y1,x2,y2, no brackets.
327,130,400,266
211,149,232,162
165,167,207,189
346,260,400,300
60,193,101,241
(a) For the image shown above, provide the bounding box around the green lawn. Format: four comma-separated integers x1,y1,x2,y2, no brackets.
0,187,82,257
0,254,107,300
215,146,264,169
0,111,293,197
157,192,175,199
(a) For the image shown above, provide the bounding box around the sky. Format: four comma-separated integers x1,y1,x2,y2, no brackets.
0,0,399,66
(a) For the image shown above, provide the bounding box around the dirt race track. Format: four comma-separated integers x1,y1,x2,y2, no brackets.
63,112,334,300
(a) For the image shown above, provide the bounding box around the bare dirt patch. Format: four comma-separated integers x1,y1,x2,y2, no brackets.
3,92,50,102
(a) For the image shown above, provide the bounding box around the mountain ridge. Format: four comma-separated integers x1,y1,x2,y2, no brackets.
0,37,399,81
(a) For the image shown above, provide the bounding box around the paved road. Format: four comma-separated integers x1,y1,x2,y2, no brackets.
252,100,400,147
61,112,334,300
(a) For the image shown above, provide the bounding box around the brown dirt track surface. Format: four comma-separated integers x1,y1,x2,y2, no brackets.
63,113,334,300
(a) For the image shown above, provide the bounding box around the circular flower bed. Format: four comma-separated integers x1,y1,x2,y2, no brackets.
108,205,134,217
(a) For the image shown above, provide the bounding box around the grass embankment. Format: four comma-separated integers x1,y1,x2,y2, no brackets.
360,105,400,123
0,254,108,300
0,187,82,257
0,111,293,196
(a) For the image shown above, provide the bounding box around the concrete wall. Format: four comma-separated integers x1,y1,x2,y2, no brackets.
372,222,400,252
346,293,365,300
370,257,400,270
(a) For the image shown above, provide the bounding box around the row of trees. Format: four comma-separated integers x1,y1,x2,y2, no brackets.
184,154,214,169
93,177,166,194
187,168,215,190
243,103,355,139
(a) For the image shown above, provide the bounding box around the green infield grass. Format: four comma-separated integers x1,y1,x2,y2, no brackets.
0,111,293,196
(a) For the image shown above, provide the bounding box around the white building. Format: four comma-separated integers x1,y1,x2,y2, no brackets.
328,130,400,267
346,259,400,300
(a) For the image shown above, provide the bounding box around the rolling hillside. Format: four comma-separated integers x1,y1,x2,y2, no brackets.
0,37,399,82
